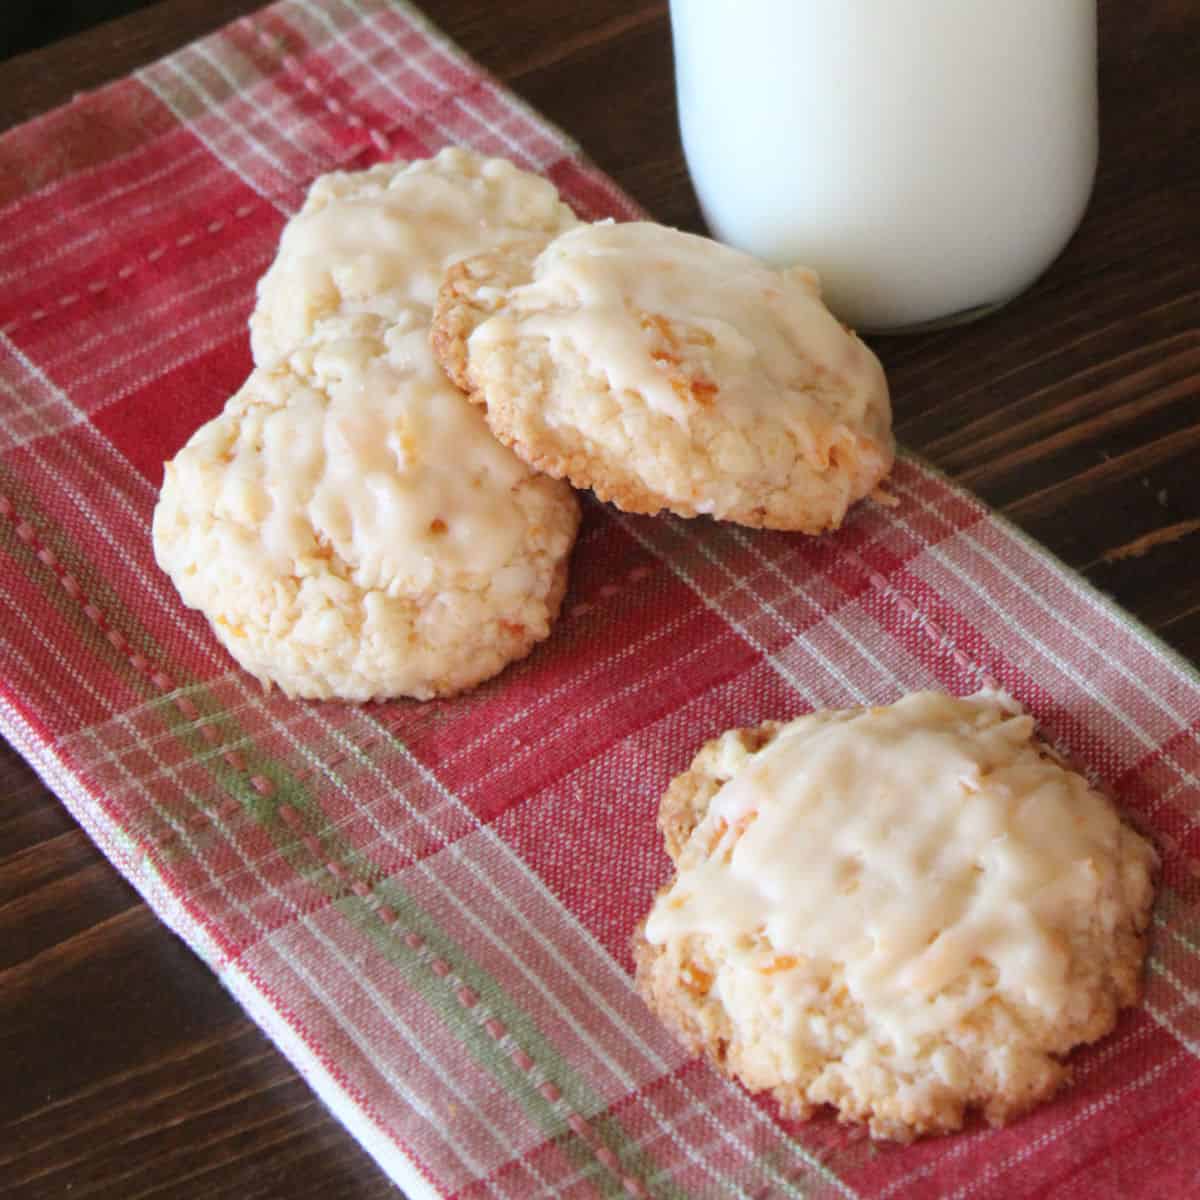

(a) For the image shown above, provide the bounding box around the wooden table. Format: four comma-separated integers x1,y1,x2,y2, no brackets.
2,1,1197,1195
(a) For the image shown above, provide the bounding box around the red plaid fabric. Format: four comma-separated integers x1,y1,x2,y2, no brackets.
2,3,1198,1196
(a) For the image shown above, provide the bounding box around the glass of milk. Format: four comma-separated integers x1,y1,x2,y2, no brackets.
669,0,1099,332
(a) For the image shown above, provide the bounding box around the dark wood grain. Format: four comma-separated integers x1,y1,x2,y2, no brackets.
1,0,1198,1196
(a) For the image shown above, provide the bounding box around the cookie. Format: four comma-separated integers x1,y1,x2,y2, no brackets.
431,220,893,532
250,147,579,365
153,313,580,701
634,691,1157,1140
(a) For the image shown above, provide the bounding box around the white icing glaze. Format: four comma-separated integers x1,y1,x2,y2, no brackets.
218,319,530,595
252,147,577,362
645,691,1132,1055
469,220,883,428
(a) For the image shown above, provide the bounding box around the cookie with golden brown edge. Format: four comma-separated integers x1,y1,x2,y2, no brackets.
432,220,893,532
634,691,1157,1141
154,313,579,702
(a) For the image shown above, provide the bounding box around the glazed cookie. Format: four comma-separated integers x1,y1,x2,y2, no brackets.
432,221,893,531
635,691,1157,1141
153,313,580,701
250,147,579,365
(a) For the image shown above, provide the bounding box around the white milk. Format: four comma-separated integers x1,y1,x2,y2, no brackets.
670,0,1098,331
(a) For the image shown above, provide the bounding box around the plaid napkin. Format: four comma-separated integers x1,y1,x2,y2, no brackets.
2,2,1199,1196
